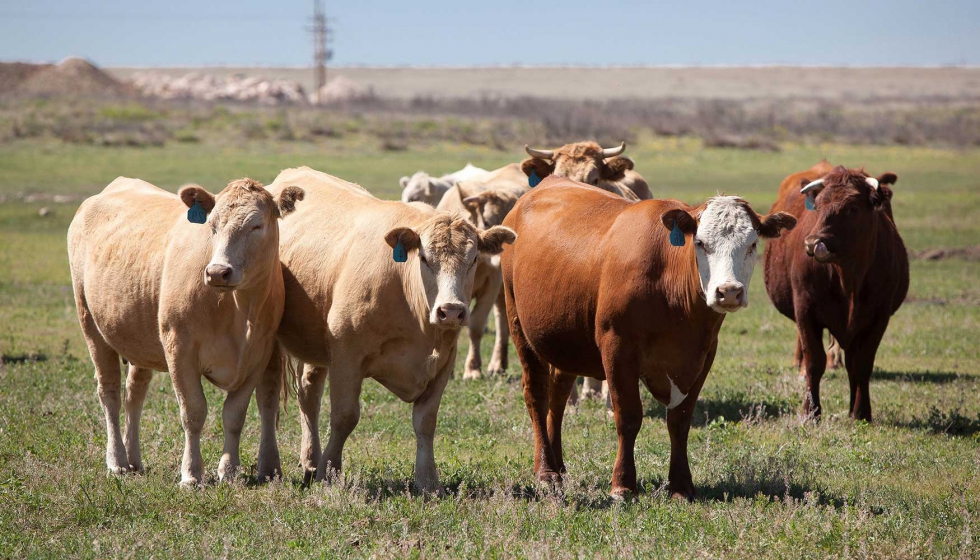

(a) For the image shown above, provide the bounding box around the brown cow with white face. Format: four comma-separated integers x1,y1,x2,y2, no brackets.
68,177,302,485
268,167,515,493
764,163,908,421
521,141,652,200
502,177,794,500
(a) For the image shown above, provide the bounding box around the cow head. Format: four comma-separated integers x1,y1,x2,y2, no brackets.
384,215,516,329
179,179,304,290
460,186,521,229
400,171,453,205
521,141,633,187
663,196,796,313
799,166,897,265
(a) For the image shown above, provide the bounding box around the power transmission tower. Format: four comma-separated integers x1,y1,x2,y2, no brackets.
310,0,333,103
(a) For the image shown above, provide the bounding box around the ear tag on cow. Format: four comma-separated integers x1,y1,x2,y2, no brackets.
393,240,408,263
528,169,541,187
805,195,815,211
187,200,207,224
669,220,685,247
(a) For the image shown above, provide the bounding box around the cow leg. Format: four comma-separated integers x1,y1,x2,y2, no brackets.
512,323,561,483
463,289,493,380
845,321,888,422
317,362,362,482
78,306,129,474
167,349,208,486
798,321,827,420
827,334,844,370
217,376,259,483
665,369,708,501
297,362,327,481
123,365,153,472
601,336,643,499
581,377,604,400
254,346,283,482
486,280,509,376
412,361,452,494
547,370,577,474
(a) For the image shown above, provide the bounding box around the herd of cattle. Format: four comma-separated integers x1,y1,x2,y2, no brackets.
67,141,908,499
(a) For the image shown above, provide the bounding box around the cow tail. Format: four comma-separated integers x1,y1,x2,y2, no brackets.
277,344,298,428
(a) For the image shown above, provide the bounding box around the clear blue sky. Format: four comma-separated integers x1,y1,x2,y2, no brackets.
2,0,978,67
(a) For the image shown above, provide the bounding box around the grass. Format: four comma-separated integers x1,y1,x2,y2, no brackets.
1,137,978,558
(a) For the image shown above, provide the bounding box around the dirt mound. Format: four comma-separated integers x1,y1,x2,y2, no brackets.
0,62,52,94
312,76,373,104
911,245,980,261
15,57,132,97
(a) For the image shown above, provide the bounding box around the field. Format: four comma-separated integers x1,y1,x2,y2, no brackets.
1,134,979,558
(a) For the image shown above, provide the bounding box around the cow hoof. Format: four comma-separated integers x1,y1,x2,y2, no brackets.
610,487,636,502
462,368,483,380
178,477,202,489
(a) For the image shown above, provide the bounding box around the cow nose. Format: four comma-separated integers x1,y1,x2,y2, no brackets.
715,283,744,307
435,303,467,327
205,263,234,286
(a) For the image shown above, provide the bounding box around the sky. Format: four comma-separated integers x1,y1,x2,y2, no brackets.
1,0,978,67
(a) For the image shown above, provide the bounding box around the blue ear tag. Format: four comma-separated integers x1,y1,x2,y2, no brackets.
528,169,541,187
805,195,815,211
669,220,685,247
187,200,207,224
393,240,408,263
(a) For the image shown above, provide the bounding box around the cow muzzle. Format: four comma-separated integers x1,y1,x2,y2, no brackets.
433,302,468,329
710,282,746,313
205,263,239,289
804,236,834,263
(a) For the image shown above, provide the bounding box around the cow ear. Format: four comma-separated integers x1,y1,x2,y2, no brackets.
877,172,898,186
758,211,797,239
400,176,410,188
178,185,216,214
276,186,305,218
660,209,697,235
521,158,554,180
384,227,421,251
600,156,633,181
477,225,517,255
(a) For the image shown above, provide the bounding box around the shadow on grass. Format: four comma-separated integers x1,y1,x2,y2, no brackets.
873,370,977,384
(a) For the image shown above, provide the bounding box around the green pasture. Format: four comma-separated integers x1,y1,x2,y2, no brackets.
0,137,978,558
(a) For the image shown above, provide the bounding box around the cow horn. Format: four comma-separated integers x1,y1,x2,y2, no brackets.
524,145,554,159
601,142,626,158
865,177,879,191
800,178,825,194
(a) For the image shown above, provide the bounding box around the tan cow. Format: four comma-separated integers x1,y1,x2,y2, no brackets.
267,166,515,493
68,177,303,485
436,169,526,379
521,141,652,201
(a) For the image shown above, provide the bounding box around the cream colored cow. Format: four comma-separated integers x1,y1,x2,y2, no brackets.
267,166,515,493
68,177,303,485
436,163,530,379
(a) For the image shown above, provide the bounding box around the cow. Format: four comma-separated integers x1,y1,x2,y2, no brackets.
267,166,516,493
436,169,527,379
68,177,303,485
399,163,490,205
764,163,907,422
521,141,652,201
501,177,795,499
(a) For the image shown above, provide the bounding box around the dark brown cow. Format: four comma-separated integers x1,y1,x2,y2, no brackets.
764,163,908,422
521,141,652,200
501,177,795,499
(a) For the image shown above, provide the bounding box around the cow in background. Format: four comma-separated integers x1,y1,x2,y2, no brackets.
521,141,652,201
400,163,490,205
764,164,907,421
